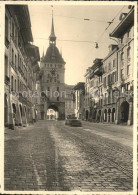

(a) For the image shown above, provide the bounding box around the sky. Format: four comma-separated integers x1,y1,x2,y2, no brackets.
28,4,129,85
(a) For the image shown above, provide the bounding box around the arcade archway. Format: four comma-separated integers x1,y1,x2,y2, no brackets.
104,109,107,122
112,108,115,122
120,101,129,123
4,94,8,126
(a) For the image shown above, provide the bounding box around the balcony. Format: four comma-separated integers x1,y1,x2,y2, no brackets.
93,66,103,77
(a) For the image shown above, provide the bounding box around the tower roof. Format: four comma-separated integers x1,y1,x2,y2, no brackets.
49,13,56,41
42,44,65,64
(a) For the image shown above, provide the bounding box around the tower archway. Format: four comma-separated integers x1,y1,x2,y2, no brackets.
47,105,59,120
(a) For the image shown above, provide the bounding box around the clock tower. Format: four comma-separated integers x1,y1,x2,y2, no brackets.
40,15,66,120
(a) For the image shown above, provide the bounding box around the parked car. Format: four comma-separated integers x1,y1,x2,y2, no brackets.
65,118,82,127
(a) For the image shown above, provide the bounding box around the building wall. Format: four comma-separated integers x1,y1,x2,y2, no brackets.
4,5,40,129
84,7,134,125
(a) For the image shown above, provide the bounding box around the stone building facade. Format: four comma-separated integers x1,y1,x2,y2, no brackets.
110,6,134,125
84,6,134,125
84,58,103,122
4,5,40,129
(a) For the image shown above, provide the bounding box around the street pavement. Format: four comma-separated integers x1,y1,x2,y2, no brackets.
4,120,133,192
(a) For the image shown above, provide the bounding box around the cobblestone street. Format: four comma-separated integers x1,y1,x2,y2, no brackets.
4,120,133,191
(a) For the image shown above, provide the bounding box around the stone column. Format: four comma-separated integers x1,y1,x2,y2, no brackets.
22,106,28,127
127,101,133,125
8,95,14,130
115,101,120,124
15,103,22,126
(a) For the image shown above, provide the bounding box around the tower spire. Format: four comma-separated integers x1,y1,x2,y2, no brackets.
49,10,56,44
42,47,44,58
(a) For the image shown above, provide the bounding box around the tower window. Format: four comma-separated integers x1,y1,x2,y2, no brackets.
50,64,52,67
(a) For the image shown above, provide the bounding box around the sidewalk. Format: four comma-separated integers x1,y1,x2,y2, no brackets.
81,120,133,130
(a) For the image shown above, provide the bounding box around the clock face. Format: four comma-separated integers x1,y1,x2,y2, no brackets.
50,69,56,76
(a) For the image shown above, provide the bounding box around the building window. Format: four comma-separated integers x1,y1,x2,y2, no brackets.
126,83,130,91
12,21,14,37
113,59,116,67
18,79,19,91
55,78,56,82
127,47,130,58
11,76,13,91
104,77,106,88
15,79,16,92
5,15,8,40
104,66,107,73
121,52,124,61
127,64,130,76
121,86,124,93
108,63,111,71
12,49,14,64
57,97,59,101
15,55,17,69
57,87,59,91
5,55,8,77
57,74,59,79
121,69,124,80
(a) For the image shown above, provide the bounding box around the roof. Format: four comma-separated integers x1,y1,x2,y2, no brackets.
42,44,65,64
49,16,56,41
7,5,33,42
73,82,85,91
26,43,40,63
91,58,103,71
110,7,134,38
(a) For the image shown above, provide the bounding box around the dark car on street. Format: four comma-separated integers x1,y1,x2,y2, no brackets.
65,117,82,127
